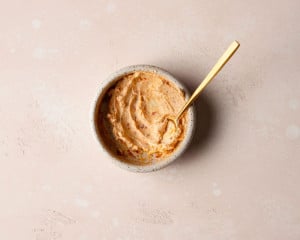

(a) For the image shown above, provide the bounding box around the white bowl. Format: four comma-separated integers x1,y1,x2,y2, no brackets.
90,65,196,172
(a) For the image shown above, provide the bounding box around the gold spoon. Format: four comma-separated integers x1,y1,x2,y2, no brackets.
168,40,240,126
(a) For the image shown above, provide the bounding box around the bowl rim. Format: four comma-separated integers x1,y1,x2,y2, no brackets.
90,64,196,173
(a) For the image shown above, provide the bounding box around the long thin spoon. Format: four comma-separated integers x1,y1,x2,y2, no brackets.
169,40,240,126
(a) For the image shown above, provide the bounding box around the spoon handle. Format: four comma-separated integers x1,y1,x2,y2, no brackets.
176,40,240,120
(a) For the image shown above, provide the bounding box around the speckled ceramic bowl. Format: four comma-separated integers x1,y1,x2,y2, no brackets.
90,65,196,172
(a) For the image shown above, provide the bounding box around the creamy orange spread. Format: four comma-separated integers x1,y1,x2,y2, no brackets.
99,71,187,164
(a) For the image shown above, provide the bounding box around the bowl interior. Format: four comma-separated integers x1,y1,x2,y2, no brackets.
92,65,195,172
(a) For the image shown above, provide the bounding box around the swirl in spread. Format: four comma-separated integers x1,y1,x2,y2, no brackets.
100,71,187,164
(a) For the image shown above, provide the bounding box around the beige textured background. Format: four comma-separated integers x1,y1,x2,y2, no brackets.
0,0,299,239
